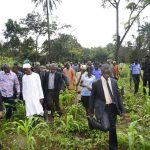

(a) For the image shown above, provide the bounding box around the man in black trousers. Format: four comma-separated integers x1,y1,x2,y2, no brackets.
89,64,126,150
142,55,150,96
43,63,63,122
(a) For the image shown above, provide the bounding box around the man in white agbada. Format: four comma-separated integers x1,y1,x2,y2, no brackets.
22,63,44,118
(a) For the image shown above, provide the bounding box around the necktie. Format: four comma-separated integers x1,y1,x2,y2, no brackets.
106,80,114,100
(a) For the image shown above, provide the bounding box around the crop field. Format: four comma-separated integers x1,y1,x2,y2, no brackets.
0,65,150,150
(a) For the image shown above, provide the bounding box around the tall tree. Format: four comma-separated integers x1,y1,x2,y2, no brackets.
20,37,36,61
42,33,83,62
139,22,150,50
90,47,108,62
21,12,47,61
101,0,150,62
3,19,37,61
3,19,23,56
32,0,61,62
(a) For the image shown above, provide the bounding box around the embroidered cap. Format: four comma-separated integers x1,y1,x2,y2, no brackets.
23,63,31,69
80,65,87,70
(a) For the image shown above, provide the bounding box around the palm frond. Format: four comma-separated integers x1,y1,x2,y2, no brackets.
32,0,62,12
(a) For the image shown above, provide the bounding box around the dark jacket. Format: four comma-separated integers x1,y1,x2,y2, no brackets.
89,78,125,120
142,58,150,79
43,71,63,96
35,70,46,86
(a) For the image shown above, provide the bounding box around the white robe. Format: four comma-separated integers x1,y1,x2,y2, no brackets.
22,72,44,117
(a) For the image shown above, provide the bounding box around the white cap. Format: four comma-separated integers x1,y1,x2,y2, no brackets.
80,65,87,70
23,63,31,69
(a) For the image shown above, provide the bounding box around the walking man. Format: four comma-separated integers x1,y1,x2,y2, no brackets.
0,64,20,119
63,62,75,90
92,62,102,80
12,65,24,99
89,64,125,150
142,55,150,96
22,63,44,118
80,66,95,115
76,65,87,103
43,64,63,122
130,60,141,94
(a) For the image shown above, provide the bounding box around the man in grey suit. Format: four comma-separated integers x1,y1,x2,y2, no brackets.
89,64,126,150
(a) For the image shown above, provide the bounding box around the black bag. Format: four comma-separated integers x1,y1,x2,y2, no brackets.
88,111,110,132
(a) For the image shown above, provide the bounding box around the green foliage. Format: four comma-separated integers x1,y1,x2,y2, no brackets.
42,33,82,62
101,0,150,61
90,47,108,62
0,56,14,66
139,22,150,50
13,117,48,150
59,89,75,108
13,100,26,120
32,0,62,12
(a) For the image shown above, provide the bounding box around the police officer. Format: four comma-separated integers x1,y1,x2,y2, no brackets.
130,60,141,94
142,55,150,96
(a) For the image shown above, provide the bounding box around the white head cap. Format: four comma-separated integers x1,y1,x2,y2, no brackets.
23,63,31,69
80,65,87,70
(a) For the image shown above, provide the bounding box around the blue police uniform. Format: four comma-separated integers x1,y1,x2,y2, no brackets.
130,63,141,94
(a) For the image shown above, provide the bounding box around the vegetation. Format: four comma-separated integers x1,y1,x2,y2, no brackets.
101,0,150,61
0,65,150,150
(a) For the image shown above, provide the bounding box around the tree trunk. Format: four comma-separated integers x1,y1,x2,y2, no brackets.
46,0,51,63
35,36,38,62
115,5,120,62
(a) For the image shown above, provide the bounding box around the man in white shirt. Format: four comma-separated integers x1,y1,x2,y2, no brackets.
80,66,95,115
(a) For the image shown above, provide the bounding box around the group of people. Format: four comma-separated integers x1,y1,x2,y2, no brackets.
0,55,150,150
0,60,124,150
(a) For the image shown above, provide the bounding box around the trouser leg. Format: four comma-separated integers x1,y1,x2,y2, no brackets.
108,104,118,150
46,91,54,122
136,76,140,92
81,96,90,116
143,76,147,95
46,91,54,114
132,76,136,93
52,91,61,115
133,75,139,94
3,97,15,119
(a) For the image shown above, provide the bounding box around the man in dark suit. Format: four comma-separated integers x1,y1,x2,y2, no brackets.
142,55,150,96
43,63,63,122
89,64,126,150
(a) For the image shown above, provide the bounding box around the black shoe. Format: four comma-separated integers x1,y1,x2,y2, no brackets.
87,117,94,130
